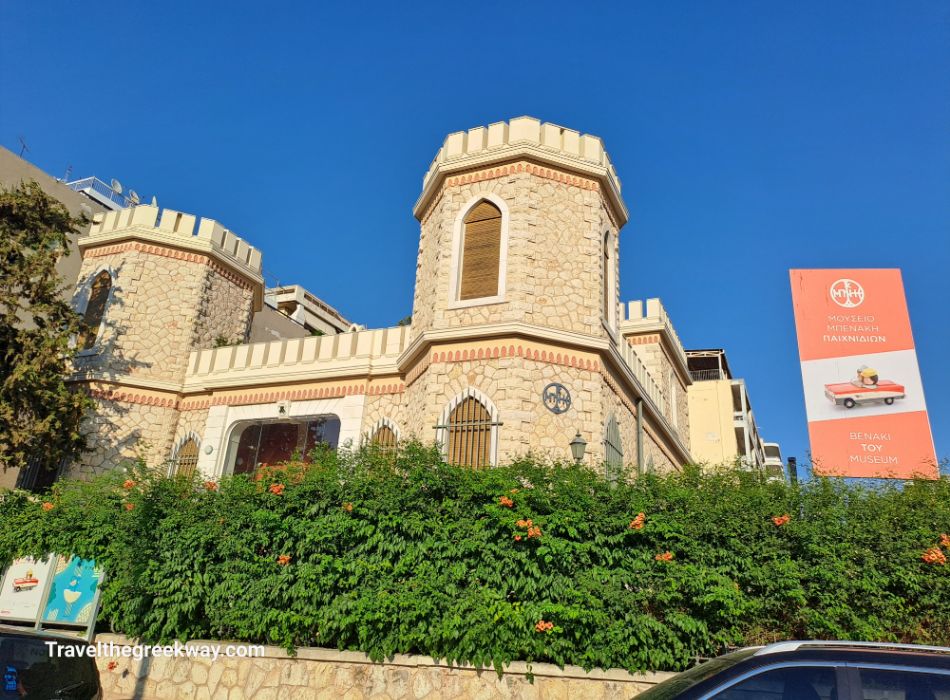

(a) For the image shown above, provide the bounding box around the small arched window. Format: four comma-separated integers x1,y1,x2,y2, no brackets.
604,415,623,482
371,424,398,452
174,438,200,478
80,271,112,350
459,201,502,301
444,396,497,469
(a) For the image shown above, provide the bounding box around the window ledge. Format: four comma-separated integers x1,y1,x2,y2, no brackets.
447,295,507,311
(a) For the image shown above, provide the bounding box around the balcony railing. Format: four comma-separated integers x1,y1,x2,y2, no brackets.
689,368,727,382
65,177,134,210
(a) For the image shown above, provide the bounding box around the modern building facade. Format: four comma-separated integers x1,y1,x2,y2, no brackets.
53,117,702,481
685,348,780,471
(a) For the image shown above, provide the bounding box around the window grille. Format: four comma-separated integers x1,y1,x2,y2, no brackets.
438,397,500,469
174,438,200,477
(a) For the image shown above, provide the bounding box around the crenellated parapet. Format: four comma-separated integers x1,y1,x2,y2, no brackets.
184,326,411,392
414,116,627,225
80,205,264,289
620,299,690,381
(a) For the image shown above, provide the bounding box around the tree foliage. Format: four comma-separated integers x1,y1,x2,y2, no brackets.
1,446,948,673
0,181,92,475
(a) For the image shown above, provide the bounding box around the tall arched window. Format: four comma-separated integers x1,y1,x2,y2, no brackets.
80,271,111,350
459,201,502,301
174,438,200,478
438,391,500,469
602,233,611,323
604,415,623,482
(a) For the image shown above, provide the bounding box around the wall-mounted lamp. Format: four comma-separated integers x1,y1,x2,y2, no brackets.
569,432,587,464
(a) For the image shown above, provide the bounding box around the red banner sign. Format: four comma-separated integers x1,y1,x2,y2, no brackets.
789,269,937,479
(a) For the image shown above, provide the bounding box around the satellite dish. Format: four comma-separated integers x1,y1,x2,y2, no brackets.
129,190,140,205
110,179,123,194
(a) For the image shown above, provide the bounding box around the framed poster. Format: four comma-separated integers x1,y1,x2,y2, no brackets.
0,556,56,623
40,556,103,628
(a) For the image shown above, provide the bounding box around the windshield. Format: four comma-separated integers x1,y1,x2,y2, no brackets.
1,632,99,699
635,648,760,700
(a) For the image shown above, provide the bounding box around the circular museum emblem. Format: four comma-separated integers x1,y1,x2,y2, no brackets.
542,383,572,414
829,278,865,308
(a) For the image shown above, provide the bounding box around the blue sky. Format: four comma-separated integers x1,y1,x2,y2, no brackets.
2,2,947,472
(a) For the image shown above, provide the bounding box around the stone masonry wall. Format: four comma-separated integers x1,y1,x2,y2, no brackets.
401,352,605,466
72,398,180,478
411,167,617,341
92,634,675,700
74,249,207,384
361,389,408,443
192,267,254,349
599,376,637,478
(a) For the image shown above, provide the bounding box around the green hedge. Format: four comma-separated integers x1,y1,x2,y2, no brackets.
1,444,948,673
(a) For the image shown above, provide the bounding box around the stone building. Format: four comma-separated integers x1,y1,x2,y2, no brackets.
59,116,701,480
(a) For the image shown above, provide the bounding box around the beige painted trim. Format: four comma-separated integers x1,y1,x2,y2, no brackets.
415,150,627,227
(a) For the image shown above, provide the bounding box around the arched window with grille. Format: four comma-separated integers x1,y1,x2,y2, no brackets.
80,270,112,350
604,415,623,482
369,420,399,453
458,200,502,301
437,390,500,469
173,438,200,477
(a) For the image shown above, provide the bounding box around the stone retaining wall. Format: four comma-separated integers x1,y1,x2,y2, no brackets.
92,633,675,699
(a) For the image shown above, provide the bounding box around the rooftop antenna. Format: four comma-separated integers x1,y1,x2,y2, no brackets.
17,136,29,158
62,164,73,182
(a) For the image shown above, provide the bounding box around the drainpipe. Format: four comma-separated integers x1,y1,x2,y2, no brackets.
636,398,644,475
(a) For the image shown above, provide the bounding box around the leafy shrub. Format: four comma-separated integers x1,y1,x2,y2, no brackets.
1,444,948,673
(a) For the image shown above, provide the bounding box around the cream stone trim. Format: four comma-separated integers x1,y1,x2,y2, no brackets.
87,385,180,409
185,327,410,392
418,159,622,230
397,322,612,371
436,387,500,467
69,373,186,394
447,193,510,310
81,241,257,293
180,381,405,411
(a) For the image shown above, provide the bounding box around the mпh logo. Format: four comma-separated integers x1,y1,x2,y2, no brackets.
830,279,865,308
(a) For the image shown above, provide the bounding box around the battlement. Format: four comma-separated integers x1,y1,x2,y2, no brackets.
81,204,263,279
620,299,690,380
616,335,668,417
415,116,627,223
184,326,410,390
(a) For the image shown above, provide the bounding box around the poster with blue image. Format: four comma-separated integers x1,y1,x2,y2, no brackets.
41,556,102,626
